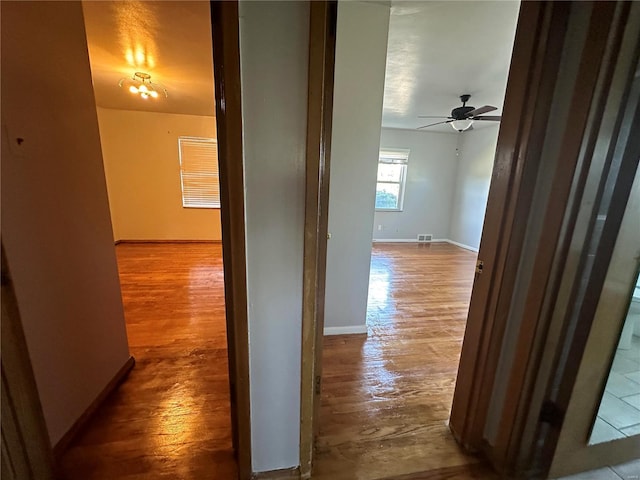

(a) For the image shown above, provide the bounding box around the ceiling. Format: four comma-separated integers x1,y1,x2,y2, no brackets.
81,1,518,128
82,1,215,117
383,1,520,133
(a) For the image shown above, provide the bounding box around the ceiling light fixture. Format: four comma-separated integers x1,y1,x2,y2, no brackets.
118,72,167,100
450,119,474,132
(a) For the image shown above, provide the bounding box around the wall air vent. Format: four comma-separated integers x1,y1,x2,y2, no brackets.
417,234,433,243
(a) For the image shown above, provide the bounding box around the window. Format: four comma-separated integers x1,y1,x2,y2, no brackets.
178,136,220,208
375,148,409,211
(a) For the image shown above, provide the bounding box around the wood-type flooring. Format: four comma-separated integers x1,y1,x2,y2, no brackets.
60,242,493,479
60,243,236,479
313,242,495,480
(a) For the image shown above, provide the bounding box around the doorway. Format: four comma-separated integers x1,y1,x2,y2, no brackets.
300,1,640,479
0,1,250,479
311,2,519,478
57,3,234,477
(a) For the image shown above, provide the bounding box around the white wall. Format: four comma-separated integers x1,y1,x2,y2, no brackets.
449,126,500,250
373,128,459,241
324,1,391,331
97,108,221,241
1,1,131,445
239,1,308,472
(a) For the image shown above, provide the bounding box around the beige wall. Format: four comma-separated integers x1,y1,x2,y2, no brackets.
97,108,221,241
1,1,131,445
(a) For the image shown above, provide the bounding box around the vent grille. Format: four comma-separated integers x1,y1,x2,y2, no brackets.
417,234,433,243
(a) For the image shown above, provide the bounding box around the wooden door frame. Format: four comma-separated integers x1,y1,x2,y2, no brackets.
491,3,637,476
529,4,640,474
298,0,575,475
449,0,571,453
210,2,252,479
1,3,252,480
298,1,635,477
299,2,337,478
452,2,639,477
300,1,563,475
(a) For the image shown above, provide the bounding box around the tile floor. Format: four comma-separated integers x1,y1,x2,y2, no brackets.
591,334,640,444
554,458,640,480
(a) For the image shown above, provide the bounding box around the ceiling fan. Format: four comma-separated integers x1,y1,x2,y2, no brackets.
417,94,501,132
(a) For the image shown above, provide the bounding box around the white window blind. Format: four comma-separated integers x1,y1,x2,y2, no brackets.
378,148,410,165
178,137,220,208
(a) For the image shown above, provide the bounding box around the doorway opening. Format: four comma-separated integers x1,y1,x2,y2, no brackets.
313,1,519,478
52,2,247,478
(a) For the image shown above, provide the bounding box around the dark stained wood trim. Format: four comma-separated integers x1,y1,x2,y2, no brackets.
251,467,300,480
114,240,222,245
450,1,569,452
53,356,135,459
529,5,640,474
495,2,626,473
210,2,252,479
1,244,57,480
299,2,337,478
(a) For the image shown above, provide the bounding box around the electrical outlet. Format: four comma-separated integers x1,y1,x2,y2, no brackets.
378,225,383,231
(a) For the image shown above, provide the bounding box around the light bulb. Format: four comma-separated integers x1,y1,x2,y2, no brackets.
128,86,138,94
150,90,159,98
139,85,148,93
141,92,149,99
450,119,474,132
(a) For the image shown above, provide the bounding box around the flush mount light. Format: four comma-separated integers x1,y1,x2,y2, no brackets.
450,119,474,132
118,72,167,100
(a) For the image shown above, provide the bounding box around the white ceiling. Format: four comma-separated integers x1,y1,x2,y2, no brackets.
383,1,520,133
82,1,215,117
81,1,518,129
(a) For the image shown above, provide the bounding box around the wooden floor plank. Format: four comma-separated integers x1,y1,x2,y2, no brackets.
314,243,491,480
59,243,237,479
60,242,490,480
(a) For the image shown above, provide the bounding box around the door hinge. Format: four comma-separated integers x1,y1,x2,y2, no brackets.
539,400,565,428
475,260,484,275
315,375,322,395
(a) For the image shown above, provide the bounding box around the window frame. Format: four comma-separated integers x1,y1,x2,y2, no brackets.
178,136,220,209
375,148,409,212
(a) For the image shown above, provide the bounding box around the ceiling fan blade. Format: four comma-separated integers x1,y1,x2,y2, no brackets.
417,119,453,129
473,115,502,121
467,105,497,117
417,115,450,119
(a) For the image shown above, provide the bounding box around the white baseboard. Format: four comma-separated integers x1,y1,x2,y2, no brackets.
372,238,416,243
324,325,368,336
445,239,479,252
371,237,478,252
372,238,448,243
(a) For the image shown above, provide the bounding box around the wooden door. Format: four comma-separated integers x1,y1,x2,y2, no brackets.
300,3,338,478
210,2,253,479
449,0,573,451
542,12,640,473
451,2,640,477
549,160,640,477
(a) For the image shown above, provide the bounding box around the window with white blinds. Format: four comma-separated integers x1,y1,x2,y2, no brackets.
178,136,220,208
375,148,409,211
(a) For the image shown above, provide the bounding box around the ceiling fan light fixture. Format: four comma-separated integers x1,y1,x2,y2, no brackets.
451,119,474,132
119,72,167,100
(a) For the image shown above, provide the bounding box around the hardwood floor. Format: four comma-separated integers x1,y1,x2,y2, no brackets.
314,242,496,480
59,243,237,479
59,242,491,479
